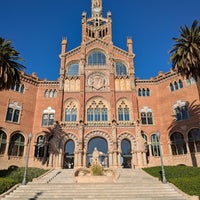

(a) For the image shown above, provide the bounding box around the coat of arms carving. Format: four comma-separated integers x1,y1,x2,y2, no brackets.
88,73,107,91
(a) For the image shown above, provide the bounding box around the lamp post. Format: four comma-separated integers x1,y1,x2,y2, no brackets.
22,132,32,185
156,131,167,184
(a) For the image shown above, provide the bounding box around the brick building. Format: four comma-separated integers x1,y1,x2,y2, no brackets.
0,0,200,170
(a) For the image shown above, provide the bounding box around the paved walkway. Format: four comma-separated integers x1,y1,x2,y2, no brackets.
1,168,193,200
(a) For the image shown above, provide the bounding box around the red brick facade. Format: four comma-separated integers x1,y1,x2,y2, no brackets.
0,0,199,169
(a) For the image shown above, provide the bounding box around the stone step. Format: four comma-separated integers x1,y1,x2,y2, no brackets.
1,169,190,200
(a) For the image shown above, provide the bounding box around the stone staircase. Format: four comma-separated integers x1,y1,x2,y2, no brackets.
0,168,193,200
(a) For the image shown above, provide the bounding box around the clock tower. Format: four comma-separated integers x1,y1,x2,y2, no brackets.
92,0,102,17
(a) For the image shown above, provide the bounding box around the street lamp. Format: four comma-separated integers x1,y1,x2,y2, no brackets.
156,131,167,184
22,132,33,185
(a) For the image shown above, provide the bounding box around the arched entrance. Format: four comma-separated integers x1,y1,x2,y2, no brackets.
63,140,75,169
87,137,109,167
121,139,132,168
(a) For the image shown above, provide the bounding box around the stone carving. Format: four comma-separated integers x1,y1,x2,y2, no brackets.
88,73,107,91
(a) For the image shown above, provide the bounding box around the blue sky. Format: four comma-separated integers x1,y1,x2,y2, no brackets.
1,0,200,80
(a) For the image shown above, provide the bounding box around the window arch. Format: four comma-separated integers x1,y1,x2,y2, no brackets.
5,102,21,123
188,128,200,153
140,107,153,125
179,80,183,89
146,88,150,96
87,100,108,122
115,62,127,76
173,101,188,121
138,88,141,96
0,130,7,155
88,51,106,65
67,63,79,77
42,107,55,126
170,83,174,92
34,135,45,158
8,133,25,156
117,101,130,121
65,100,78,122
151,134,160,156
170,132,187,155
174,81,179,90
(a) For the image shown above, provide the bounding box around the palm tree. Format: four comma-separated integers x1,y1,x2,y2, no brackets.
169,20,200,99
0,37,25,91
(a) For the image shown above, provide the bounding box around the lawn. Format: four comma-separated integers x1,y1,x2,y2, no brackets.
0,167,48,195
143,166,200,198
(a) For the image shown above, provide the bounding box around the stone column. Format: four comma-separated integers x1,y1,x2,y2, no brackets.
5,141,10,157
83,149,87,167
131,151,135,168
48,152,53,167
78,121,85,167
109,152,113,167
58,149,63,169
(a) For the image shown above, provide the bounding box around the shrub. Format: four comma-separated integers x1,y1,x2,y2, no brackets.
0,167,48,195
90,164,103,176
0,178,17,194
143,166,200,197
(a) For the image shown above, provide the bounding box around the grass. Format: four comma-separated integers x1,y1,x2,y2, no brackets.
143,166,200,197
0,167,48,195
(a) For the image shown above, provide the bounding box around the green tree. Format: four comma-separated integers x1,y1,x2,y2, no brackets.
0,37,25,91
169,20,200,99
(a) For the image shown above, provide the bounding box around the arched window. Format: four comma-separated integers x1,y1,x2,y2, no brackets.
188,128,200,153
117,101,130,121
115,62,127,76
42,113,54,126
174,81,179,90
44,89,49,97
138,88,141,96
140,109,153,125
87,100,108,122
142,88,146,96
15,85,20,92
146,88,150,96
20,85,25,93
121,139,132,168
170,83,174,92
42,107,55,126
49,90,54,98
34,135,45,158
67,63,79,77
65,101,77,122
101,108,108,121
8,133,25,157
88,51,106,65
151,134,160,156
0,130,7,155
5,102,21,123
174,104,188,121
141,112,147,124
170,132,187,155
179,80,183,89
147,112,153,124
53,90,57,97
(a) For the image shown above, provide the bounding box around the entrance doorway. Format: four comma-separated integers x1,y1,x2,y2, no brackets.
121,139,132,168
87,137,108,167
63,140,75,169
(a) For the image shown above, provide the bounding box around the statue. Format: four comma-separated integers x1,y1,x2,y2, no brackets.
92,147,100,165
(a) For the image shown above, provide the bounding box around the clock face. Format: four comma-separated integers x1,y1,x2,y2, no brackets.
94,7,101,12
